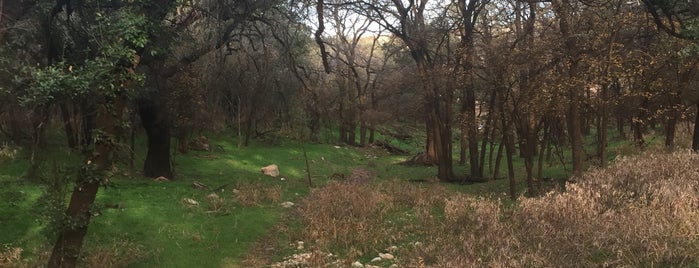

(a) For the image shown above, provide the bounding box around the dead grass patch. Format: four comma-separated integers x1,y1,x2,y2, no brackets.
80,240,149,268
0,246,22,267
233,182,283,207
266,151,699,267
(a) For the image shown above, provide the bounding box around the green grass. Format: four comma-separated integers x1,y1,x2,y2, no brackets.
0,127,676,266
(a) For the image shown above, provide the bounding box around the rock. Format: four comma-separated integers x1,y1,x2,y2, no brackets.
365,265,380,268
386,245,398,252
153,176,169,182
389,264,399,268
261,164,280,177
232,189,240,194
379,253,394,260
296,241,304,250
371,257,382,262
281,201,295,208
351,261,364,268
182,198,199,206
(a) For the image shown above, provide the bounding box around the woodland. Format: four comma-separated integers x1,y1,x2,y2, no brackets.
0,0,698,267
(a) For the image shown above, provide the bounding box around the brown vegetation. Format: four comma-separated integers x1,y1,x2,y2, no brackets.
266,151,699,267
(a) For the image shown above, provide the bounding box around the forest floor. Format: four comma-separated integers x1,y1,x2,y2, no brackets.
1,129,697,267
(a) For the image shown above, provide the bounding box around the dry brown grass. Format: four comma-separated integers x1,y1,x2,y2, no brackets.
80,240,149,268
270,151,699,267
0,246,22,267
233,182,283,207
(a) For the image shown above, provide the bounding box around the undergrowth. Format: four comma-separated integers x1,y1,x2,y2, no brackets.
262,150,699,267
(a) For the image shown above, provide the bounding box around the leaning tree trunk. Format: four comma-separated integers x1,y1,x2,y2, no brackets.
48,95,126,267
139,98,173,179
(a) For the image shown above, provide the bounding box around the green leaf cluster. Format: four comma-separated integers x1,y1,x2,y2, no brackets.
18,3,153,107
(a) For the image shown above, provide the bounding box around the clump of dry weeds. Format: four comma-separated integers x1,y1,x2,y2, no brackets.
0,246,22,267
80,240,150,268
276,151,699,267
514,150,699,267
233,182,282,207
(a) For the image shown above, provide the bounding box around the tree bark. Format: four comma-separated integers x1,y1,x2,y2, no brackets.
553,0,583,176
457,0,483,179
692,102,699,152
48,96,126,267
665,114,677,150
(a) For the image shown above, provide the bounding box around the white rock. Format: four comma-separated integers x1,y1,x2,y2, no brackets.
351,261,364,268
296,241,304,250
365,265,380,268
232,189,240,194
371,257,382,262
389,264,399,268
334,146,341,149
281,201,295,208
182,198,198,206
261,164,280,177
386,245,398,252
379,253,394,260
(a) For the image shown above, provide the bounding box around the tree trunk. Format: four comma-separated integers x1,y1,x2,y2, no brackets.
665,113,677,151
48,96,126,267
493,139,503,179
598,85,608,167
692,102,699,152
503,119,517,200
418,60,453,181
553,0,583,177
139,99,173,179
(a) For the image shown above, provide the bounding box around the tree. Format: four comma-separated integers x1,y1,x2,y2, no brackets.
31,0,173,265
642,0,699,151
355,0,457,181
456,0,489,180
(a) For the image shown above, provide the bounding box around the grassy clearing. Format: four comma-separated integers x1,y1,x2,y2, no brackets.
0,128,693,267
0,135,379,267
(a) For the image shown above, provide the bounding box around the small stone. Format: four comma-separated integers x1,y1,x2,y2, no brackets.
261,164,280,177
389,264,399,268
413,242,423,247
379,253,394,260
296,241,304,250
281,201,295,208
371,257,382,262
334,146,341,149
153,176,169,182
365,265,380,268
386,245,398,252
232,189,240,194
351,261,364,268
182,198,198,206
